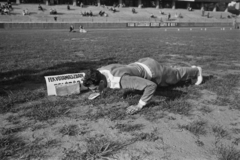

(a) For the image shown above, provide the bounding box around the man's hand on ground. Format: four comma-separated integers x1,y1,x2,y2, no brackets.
126,104,143,115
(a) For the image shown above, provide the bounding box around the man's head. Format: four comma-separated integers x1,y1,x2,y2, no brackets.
83,69,107,93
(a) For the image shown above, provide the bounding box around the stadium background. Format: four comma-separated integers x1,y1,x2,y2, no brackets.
1,0,239,12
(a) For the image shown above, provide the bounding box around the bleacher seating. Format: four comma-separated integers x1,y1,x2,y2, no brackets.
0,4,235,23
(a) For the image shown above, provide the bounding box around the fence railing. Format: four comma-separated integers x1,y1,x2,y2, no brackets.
0,15,236,23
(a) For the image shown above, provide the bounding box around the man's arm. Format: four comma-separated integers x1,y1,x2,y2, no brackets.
120,75,157,108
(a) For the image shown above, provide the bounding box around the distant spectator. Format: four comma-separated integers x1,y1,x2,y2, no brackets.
207,12,210,18
151,1,156,7
8,3,13,10
80,2,83,8
81,11,93,17
109,7,117,13
99,10,105,16
132,8,136,14
0,2,13,15
168,13,171,20
69,25,74,32
79,25,87,33
38,4,43,11
5,2,13,11
178,13,183,18
50,8,57,15
159,10,164,15
201,10,205,17
4,8,9,15
22,9,29,15
150,14,156,18
220,14,223,19
174,13,182,18
174,13,178,18
187,6,192,11
233,18,238,29
67,4,70,10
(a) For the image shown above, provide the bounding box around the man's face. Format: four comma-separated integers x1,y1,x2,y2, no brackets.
83,77,100,92
83,69,101,92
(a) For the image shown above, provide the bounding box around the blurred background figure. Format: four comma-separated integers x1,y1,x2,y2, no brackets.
69,25,74,32
79,25,87,33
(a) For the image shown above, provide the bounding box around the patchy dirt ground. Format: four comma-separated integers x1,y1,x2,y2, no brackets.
0,29,240,160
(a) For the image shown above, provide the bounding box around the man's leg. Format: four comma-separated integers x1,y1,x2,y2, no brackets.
164,66,202,85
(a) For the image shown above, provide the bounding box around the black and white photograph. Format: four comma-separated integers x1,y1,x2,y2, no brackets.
0,0,240,159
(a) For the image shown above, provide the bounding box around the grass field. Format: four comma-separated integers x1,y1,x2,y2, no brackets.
0,28,240,160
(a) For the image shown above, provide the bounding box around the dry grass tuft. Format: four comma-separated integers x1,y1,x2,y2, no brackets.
199,105,212,114
212,125,229,138
216,144,240,160
0,135,59,159
82,104,127,121
59,124,79,136
0,89,45,114
23,99,75,121
1,125,27,136
0,135,26,158
63,137,130,160
201,74,240,108
179,120,207,136
132,132,160,142
115,123,144,133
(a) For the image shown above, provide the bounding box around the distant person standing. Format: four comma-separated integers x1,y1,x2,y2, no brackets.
132,8,136,14
38,4,44,11
207,12,210,18
67,4,70,10
80,2,83,8
233,18,238,29
201,9,205,17
168,13,171,20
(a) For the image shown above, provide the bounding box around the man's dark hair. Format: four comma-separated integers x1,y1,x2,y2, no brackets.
83,69,102,87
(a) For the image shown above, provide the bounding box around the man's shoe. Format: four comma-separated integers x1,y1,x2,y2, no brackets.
196,67,203,85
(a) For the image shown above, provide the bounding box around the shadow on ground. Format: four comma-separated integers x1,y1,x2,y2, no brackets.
0,57,117,96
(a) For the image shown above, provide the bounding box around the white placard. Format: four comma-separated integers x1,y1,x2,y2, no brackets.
44,73,88,96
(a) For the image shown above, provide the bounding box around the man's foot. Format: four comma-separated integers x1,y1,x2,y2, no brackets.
126,105,142,115
192,66,203,85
